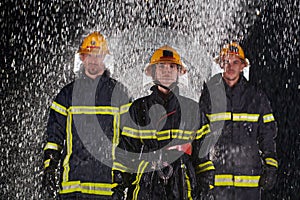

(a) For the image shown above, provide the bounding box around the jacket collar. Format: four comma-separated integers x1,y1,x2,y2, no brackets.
220,73,248,93
150,84,180,105
81,70,110,84
207,73,248,95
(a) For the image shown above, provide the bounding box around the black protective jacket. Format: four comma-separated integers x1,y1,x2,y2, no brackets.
44,71,130,199
113,85,214,200
199,74,278,192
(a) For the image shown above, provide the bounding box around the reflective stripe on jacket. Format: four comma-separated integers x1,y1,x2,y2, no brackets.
114,85,214,200
44,71,130,197
199,74,278,188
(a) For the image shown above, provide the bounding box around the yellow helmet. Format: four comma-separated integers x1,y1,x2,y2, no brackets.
215,42,249,66
78,32,109,55
145,45,187,76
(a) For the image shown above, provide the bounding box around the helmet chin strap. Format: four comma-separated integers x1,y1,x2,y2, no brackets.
153,80,178,92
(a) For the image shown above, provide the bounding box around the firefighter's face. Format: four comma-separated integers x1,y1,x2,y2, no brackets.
154,63,179,87
81,53,106,79
221,54,246,86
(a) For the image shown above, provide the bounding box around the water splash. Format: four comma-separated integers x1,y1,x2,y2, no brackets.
1,0,298,199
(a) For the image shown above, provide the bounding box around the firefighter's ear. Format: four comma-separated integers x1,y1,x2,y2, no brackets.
240,64,246,72
80,54,87,61
219,61,225,69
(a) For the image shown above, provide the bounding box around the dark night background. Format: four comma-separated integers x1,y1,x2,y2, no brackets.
243,1,299,199
0,0,299,199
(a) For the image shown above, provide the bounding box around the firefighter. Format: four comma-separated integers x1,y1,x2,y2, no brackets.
199,42,278,199
112,45,215,200
42,31,131,199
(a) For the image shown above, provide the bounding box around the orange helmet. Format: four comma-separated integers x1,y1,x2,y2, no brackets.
215,42,249,66
145,45,187,76
78,32,109,55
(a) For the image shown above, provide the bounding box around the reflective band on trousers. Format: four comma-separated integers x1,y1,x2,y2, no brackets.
60,181,117,195
214,174,260,187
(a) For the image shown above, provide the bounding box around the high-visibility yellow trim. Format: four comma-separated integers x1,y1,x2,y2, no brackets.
120,103,132,115
116,103,131,159
132,161,149,200
44,159,50,169
68,106,119,115
62,113,73,182
214,174,234,186
43,142,62,151
234,175,260,187
207,112,262,122
263,114,275,123
156,130,171,140
196,161,215,174
122,127,197,141
122,126,157,139
232,113,259,122
214,174,260,187
195,124,210,140
112,162,131,173
51,101,67,116
183,164,193,200
60,181,117,195
112,112,120,160
61,105,121,183
265,157,278,168
207,112,231,122
157,129,194,141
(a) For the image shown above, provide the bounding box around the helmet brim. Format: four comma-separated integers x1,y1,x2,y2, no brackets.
144,62,187,77
214,54,249,67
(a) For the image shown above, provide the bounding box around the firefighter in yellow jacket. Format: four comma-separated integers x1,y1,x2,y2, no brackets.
199,42,278,200
42,31,130,199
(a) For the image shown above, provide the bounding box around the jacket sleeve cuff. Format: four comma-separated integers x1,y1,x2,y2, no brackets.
265,157,278,168
195,160,215,174
43,149,61,169
43,142,62,151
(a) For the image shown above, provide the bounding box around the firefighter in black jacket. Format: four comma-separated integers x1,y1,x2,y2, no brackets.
42,31,130,199
199,42,278,200
112,45,215,200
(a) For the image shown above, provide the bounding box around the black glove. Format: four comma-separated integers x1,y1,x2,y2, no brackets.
112,170,133,200
112,184,125,200
259,166,277,190
42,168,57,197
42,149,60,197
197,170,215,194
